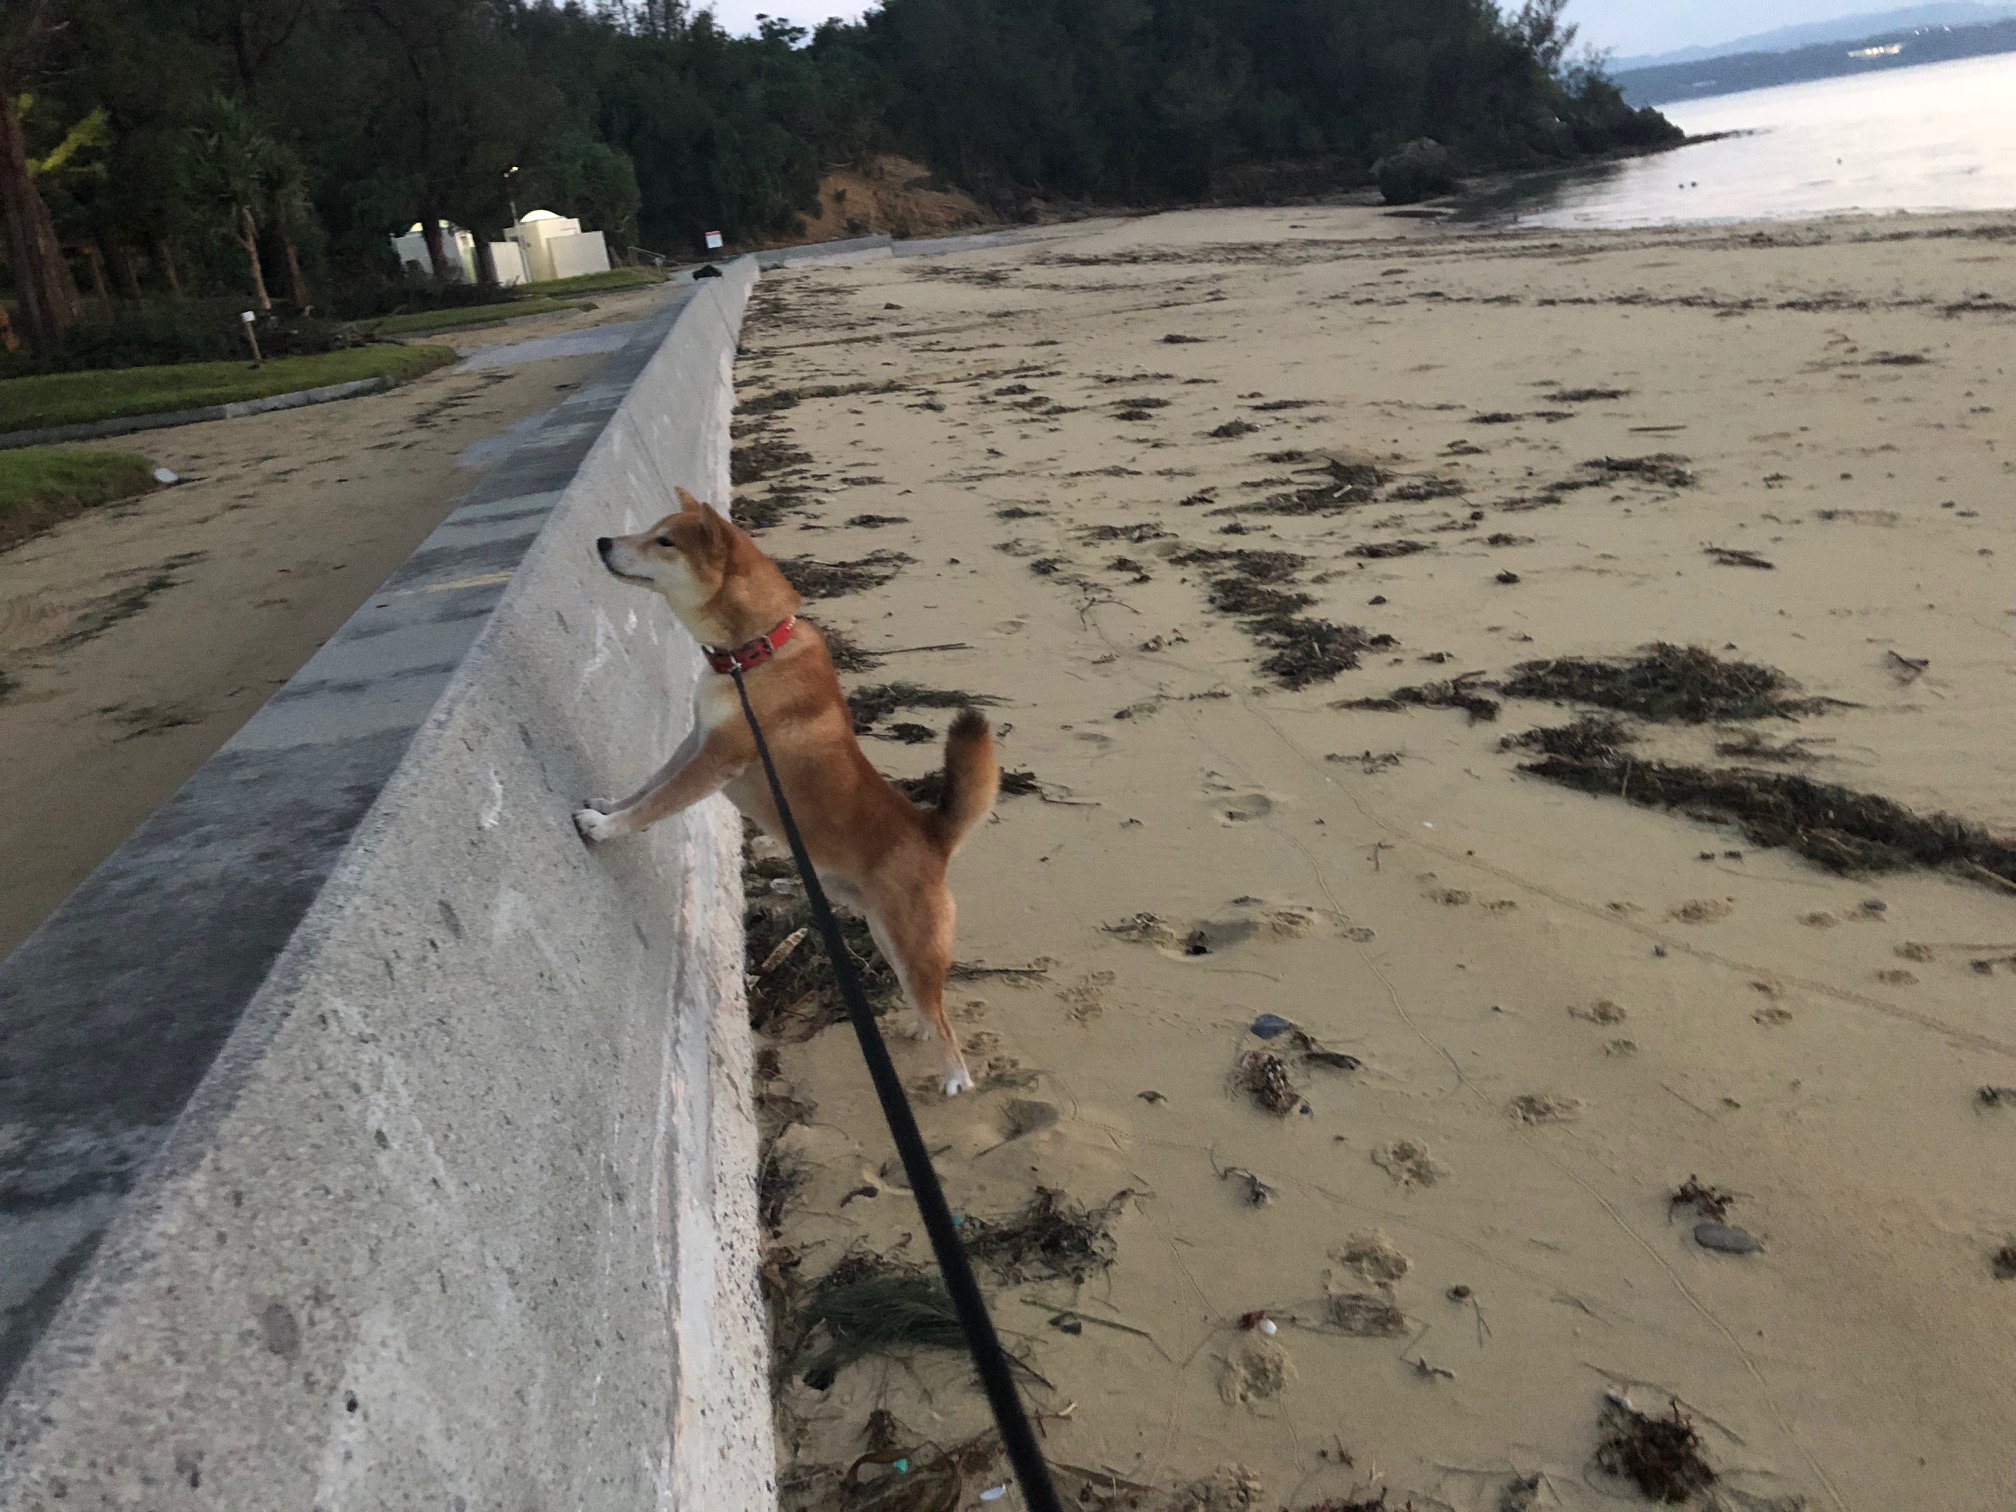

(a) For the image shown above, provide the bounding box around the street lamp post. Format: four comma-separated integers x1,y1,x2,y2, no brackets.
505,165,522,240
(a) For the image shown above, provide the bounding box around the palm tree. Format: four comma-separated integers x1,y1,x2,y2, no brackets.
182,92,276,313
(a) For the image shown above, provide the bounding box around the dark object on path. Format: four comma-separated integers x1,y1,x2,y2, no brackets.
1669,1175,1735,1223
1595,1398,1716,1503
1504,643,1816,724
777,550,914,599
1694,1221,1762,1255
1495,570,1521,584
693,263,724,279
1236,1050,1302,1115
963,1187,1128,1283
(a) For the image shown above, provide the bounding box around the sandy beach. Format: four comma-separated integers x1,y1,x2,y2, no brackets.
735,207,2016,1511
0,286,676,956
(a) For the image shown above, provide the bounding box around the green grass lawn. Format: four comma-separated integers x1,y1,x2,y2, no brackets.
0,448,159,553
362,297,594,336
0,345,459,434
520,267,669,296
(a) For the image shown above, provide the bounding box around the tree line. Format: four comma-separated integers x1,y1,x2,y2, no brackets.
0,0,1676,359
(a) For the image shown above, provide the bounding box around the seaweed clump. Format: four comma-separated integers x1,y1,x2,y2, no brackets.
847,681,995,734
795,1255,967,1389
963,1186,1129,1283
1594,1398,1716,1504
1512,717,2016,884
1503,643,1815,724
745,852,900,1037
777,550,915,599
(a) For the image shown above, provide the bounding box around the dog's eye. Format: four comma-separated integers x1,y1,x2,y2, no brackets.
654,536,675,548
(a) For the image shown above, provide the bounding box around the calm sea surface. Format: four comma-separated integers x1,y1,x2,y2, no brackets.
1489,51,2016,229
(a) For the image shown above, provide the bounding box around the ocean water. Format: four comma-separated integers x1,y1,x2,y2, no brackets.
1496,51,2016,228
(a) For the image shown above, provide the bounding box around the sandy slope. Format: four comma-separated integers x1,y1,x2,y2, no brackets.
0,287,673,956
734,207,2016,1512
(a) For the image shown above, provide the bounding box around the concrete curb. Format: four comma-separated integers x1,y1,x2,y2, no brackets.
0,375,408,452
0,263,773,1509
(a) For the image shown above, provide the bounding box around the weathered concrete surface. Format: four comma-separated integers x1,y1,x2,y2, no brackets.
0,264,773,1510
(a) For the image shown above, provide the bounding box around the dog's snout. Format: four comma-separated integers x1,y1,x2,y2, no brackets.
596,536,614,560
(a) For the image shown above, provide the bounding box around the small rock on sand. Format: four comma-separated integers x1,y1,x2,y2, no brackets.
1695,1221,1763,1255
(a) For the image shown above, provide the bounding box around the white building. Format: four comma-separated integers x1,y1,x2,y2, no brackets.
503,210,611,284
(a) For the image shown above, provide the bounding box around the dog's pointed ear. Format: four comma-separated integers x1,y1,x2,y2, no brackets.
676,486,706,515
693,498,732,552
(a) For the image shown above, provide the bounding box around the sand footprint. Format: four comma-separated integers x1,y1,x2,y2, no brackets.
1219,1339,1295,1406
1371,1139,1446,1188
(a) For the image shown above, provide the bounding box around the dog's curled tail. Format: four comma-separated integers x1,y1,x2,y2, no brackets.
929,708,1000,855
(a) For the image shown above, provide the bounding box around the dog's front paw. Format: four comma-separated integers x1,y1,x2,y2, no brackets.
940,1064,977,1098
574,806,621,844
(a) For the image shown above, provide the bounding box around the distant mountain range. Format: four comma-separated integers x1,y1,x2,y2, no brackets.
1612,12,2016,105
1612,3,2016,71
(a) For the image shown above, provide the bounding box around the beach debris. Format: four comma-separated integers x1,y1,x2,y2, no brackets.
1176,1463,1265,1510
964,1186,1128,1283
1325,1291,1407,1337
1545,387,1632,403
975,1099,1061,1157
1371,1139,1445,1189
1497,1474,1542,1512
1251,1012,1296,1040
1495,570,1521,584
758,1148,808,1234
846,513,910,528
1714,729,1823,763
1347,539,1432,559
1669,1175,1736,1223
1219,1163,1278,1207
846,680,997,734
1705,545,1774,569
777,550,914,598
1503,643,1819,723
795,1257,966,1389
1594,1396,1717,1503
1978,1086,2016,1108
1138,1089,1168,1104
1210,419,1259,438
1514,716,2016,884
1993,1244,2016,1280
1886,650,1930,683
1694,1222,1763,1256
893,766,1039,805
1235,1050,1303,1115
745,854,901,1037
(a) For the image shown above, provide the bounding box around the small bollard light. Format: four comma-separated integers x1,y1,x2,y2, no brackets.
240,309,263,366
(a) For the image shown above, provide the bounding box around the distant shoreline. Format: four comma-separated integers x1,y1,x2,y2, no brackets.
1616,19,2016,106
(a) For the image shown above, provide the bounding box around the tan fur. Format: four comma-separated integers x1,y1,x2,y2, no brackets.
577,486,998,1095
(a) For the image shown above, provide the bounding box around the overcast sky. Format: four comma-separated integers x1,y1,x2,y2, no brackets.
697,2,1950,59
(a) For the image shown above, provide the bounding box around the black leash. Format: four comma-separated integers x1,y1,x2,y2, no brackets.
728,668,1065,1512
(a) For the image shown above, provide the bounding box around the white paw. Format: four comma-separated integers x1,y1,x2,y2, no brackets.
574,807,620,843
941,1066,977,1098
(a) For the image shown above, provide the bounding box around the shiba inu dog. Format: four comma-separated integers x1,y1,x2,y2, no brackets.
576,487,997,1095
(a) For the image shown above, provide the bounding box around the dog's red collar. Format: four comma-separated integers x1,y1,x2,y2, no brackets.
705,616,796,676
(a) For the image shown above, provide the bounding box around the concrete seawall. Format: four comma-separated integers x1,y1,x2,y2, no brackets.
0,265,772,1509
